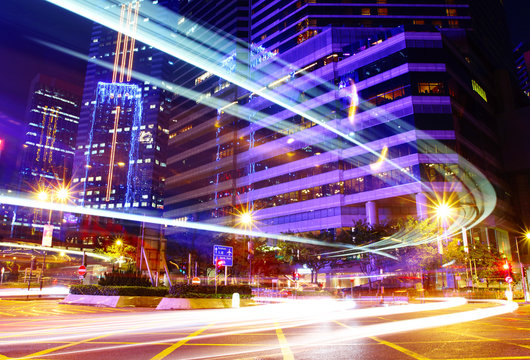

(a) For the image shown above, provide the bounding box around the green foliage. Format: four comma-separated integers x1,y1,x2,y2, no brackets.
94,242,137,272
293,290,333,297
98,272,151,287
467,241,508,284
277,232,337,283
70,285,168,297
167,293,253,299
168,284,252,297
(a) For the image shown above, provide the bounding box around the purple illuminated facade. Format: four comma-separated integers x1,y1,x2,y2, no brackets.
164,1,518,250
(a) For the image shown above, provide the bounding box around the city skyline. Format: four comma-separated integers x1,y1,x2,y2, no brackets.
0,3,529,359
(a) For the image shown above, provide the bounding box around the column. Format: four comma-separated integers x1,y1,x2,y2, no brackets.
365,201,378,225
415,192,428,220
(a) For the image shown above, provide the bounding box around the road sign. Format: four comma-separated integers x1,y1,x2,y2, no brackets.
505,276,513,283
213,245,233,266
78,265,87,276
191,277,200,285
42,224,53,247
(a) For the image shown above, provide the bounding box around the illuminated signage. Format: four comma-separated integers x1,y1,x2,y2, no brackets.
471,80,487,102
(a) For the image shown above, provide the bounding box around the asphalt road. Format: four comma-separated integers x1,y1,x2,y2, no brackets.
0,298,528,360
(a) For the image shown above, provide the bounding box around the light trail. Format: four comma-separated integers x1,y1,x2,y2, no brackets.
32,40,496,259
0,193,355,251
0,241,111,261
0,298,517,359
0,286,70,298
39,0,498,257
347,80,359,124
43,0,426,184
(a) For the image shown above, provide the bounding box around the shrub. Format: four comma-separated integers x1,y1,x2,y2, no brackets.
98,272,151,287
70,285,168,297
169,284,252,298
167,293,254,299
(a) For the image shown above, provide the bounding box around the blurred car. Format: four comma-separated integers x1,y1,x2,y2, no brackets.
279,288,293,297
299,283,322,291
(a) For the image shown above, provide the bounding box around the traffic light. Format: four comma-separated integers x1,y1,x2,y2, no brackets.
216,259,225,274
293,272,300,281
501,260,514,283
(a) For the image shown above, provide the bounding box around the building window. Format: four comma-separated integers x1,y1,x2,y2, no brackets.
361,8,371,16
418,82,445,95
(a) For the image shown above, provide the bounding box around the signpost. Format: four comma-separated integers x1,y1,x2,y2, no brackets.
42,225,54,247
213,245,233,266
213,245,233,286
191,277,200,285
78,265,87,277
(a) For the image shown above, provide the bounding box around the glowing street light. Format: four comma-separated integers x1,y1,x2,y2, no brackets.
240,212,253,227
435,202,453,221
116,239,123,246
434,201,453,289
56,187,70,202
238,211,254,285
37,191,49,201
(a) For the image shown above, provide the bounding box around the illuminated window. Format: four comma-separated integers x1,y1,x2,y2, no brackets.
361,8,371,16
418,82,445,95
377,8,388,15
446,8,457,16
194,72,213,86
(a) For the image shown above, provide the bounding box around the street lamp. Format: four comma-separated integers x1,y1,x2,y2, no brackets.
239,211,254,285
515,232,530,302
435,202,453,289
37,191,48,202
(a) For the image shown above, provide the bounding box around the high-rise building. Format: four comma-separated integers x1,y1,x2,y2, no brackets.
19,74,81,191
72,0,177,213
514,42,530,98
71,0,180,272
164,1,518,257
10,75,81,240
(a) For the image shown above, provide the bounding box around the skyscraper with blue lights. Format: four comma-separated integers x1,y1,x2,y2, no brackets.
72,0,177,213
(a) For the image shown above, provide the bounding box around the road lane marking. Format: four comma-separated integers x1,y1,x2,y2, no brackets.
275,323,294,360
0,312,16,317
370,337,431,360
17,332,117,358
333,320,430,360
185,343,262,347
444,357,530,360
150,323,215,360
445,330,530,351
0,353,8,360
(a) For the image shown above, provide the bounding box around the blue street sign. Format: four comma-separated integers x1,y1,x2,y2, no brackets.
213,245,233,266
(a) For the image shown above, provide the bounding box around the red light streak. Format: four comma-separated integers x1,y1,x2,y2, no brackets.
112,4,126,83
126,1,140,82
119,3,133,83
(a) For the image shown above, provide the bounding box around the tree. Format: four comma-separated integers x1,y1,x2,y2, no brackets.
344,220,397,290
251,242,282,277
277,232,336,283
95,242,136,272
467,241,507,287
